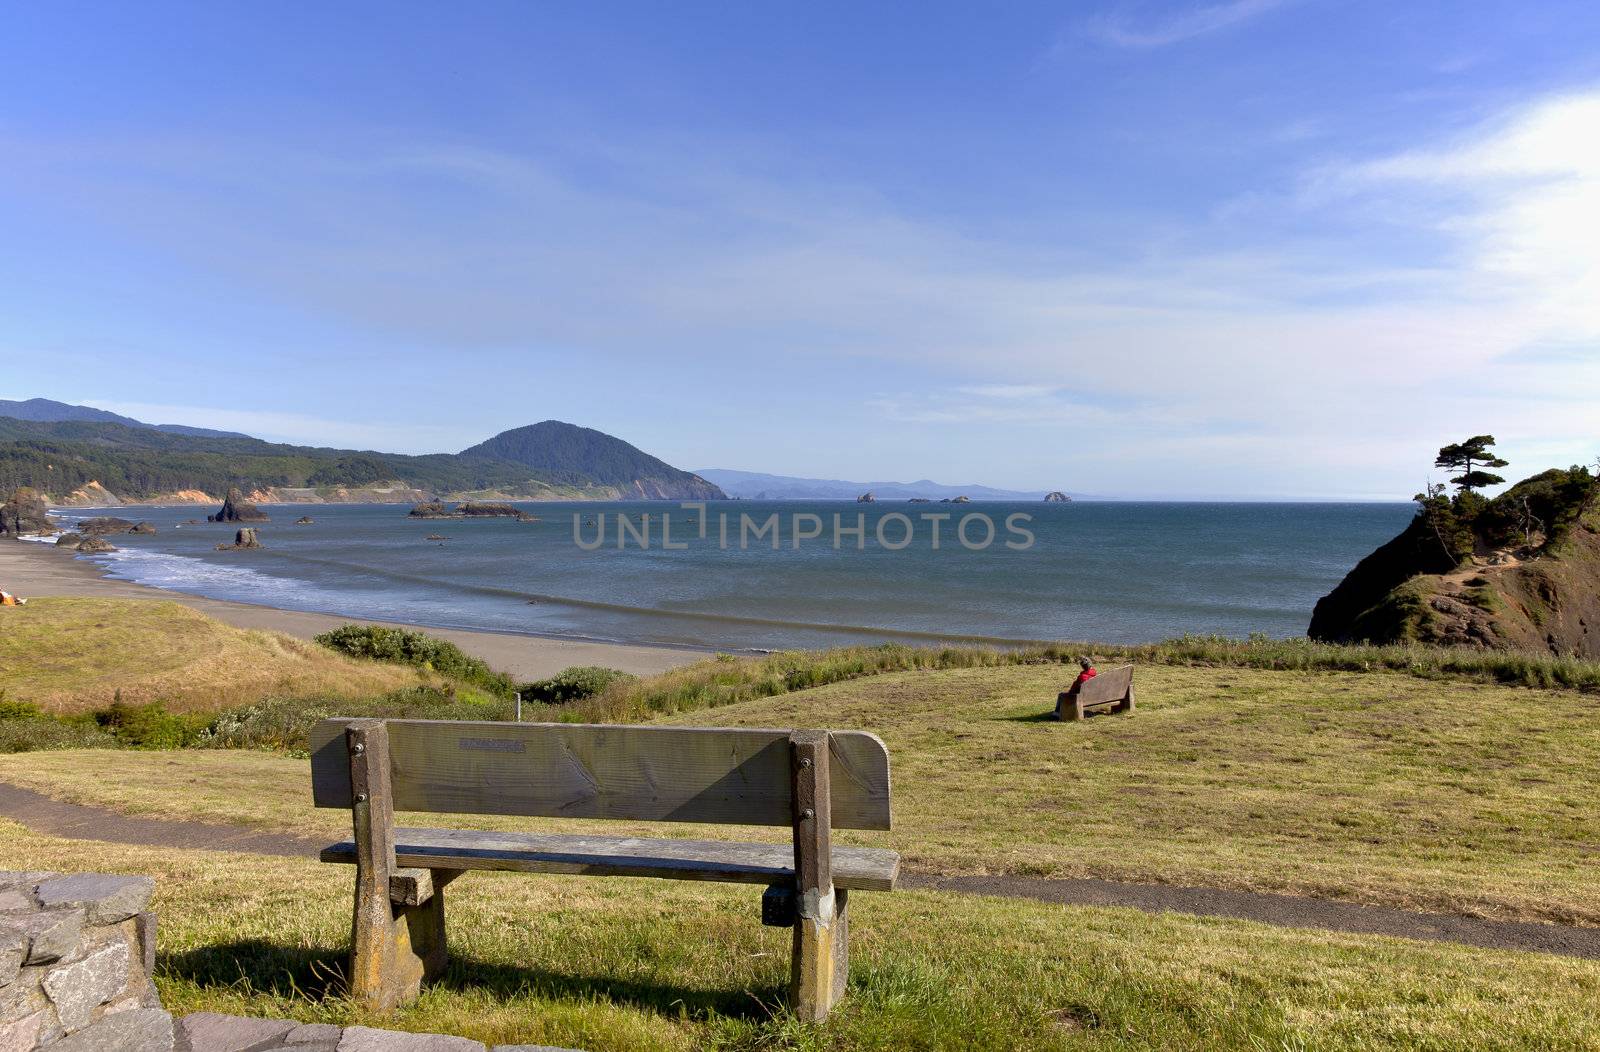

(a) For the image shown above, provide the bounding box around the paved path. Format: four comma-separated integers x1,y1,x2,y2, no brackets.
5,781,1597,961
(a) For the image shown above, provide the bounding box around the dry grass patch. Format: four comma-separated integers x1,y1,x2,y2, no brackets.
7,658,1599,924
0,597,439,713
3,821,1597,1051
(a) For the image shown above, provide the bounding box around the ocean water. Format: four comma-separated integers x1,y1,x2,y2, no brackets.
53,501,1412,652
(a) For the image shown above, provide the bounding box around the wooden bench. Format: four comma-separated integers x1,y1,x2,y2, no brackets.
1055,665,1136,721
309,717,897,1022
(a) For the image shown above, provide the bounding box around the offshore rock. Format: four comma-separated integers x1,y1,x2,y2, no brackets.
208,488,270,523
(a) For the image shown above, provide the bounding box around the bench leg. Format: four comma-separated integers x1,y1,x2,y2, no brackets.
1117,685,1136,714
791,887,848,1022
406,870,451,981
350,863,426,1011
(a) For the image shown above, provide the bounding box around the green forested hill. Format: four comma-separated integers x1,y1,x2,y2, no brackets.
0,417,725,501
461,420,723,498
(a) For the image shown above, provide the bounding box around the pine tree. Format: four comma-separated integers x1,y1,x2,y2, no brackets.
1434,435,1508,495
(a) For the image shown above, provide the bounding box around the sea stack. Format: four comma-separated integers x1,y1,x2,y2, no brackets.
1044,491,1071,502
209,487,270,523
857,492,877,503
216,527,263,551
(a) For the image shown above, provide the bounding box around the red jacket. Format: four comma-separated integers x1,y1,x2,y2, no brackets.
1073,668,1097,688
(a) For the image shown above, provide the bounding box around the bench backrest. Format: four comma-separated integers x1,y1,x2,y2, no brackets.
309,718,892,830
1078,665,1133,706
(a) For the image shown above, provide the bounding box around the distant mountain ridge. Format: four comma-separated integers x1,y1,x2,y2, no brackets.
0,397,251,439
697,468,1069,501
0,404,725,504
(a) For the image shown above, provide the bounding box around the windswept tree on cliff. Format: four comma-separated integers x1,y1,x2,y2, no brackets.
1435,436,1508,495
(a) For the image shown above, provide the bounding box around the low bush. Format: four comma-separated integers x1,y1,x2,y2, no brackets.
94,698,211,749
517,666,635,704
198,686,516,753
0,716,117,753
313,624,515,698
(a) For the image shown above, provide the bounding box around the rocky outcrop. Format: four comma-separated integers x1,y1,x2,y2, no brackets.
940,495,971,504
1,488,54,538
408,501,535,521
215,528,262,551
158,489,216,504
55,533,84,547
857,492,876,503
75,537,116,553
294,516,315,525
76,517,135,536
56,481,121,507
208,488,269,523
129,522,156,535
1311,467,1600,655
1044,491,1071,502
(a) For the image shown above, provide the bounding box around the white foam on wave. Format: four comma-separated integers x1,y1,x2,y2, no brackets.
77,545,513,632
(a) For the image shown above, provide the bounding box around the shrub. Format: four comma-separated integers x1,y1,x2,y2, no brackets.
198,685,517,753
518,666,635,705
0,717,117,753
313,624,515,698
93,700,209,749
0,697,45,720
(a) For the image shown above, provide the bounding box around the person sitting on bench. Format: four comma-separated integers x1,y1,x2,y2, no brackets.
1067,656,1096,695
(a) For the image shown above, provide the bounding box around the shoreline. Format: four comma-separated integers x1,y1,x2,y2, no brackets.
0,538,703,680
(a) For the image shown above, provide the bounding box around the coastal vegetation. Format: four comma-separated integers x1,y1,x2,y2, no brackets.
0,597,446,715
6,658,1599,922
0,414,726,503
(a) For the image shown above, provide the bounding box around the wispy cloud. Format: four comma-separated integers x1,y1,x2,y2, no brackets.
7,84,1599,493
1087,0,1289,49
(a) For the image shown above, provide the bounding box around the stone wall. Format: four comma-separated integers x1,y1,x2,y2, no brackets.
2,871,579,1052
1,870,167,1050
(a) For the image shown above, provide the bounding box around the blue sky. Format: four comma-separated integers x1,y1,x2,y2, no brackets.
2,1,1597,498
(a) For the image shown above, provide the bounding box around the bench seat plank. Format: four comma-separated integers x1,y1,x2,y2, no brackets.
321,828,900,892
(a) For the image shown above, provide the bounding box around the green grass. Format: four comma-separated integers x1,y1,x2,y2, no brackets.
0,597,445,714
558,636,1600,730
5,821,1597,1051
7,661,1599,923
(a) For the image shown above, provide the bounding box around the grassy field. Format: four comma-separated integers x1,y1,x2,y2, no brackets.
6,661,1598,924
0,597,442,713
5,820,1597,1051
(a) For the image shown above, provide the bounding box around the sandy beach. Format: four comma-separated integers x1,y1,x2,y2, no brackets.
0,538,701,680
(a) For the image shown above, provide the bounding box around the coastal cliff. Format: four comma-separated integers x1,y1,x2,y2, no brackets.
1309,467,1600,655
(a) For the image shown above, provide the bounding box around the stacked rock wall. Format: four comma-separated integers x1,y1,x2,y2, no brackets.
1,871,168,1050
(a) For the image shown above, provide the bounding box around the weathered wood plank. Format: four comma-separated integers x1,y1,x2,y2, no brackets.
319,828,900,892
309,719,892,830
389,867,464,907
347,720,431,1011
1076,665,1134,707
790,730,843,1021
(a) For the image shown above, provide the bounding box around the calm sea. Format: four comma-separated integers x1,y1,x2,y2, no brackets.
54,501,1412,652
